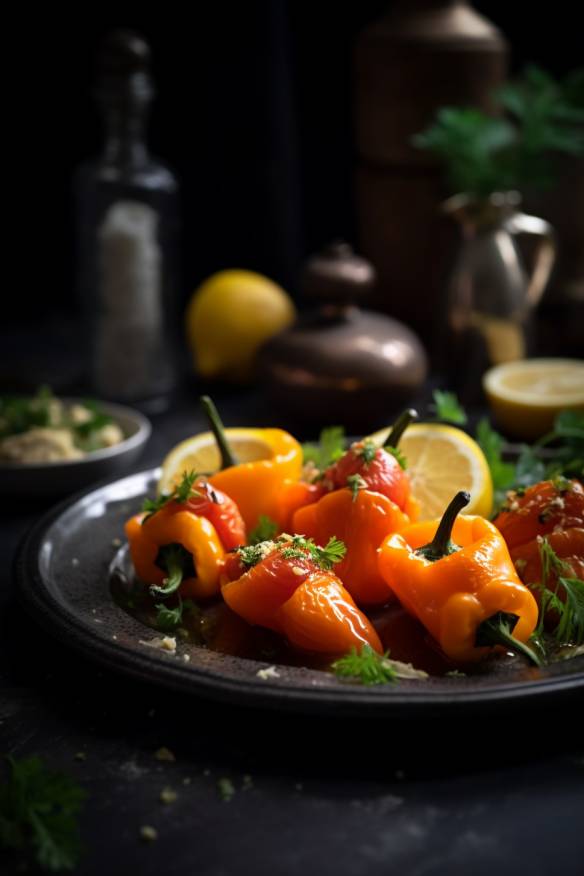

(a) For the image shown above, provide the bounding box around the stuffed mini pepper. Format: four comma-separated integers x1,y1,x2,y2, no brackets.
221,535,382,655
377,491,541,665
125,472,246,600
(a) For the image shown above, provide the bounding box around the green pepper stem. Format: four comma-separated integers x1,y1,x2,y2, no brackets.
475,611,543,667
420,491,470,561
200,395,238,469
382,409,418,450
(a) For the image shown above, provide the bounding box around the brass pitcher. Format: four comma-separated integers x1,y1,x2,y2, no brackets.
443,191,556,400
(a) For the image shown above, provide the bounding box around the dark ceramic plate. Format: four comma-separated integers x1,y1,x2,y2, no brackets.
16,468,584,715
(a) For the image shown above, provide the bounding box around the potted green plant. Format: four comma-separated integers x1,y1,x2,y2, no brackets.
414,67,584,389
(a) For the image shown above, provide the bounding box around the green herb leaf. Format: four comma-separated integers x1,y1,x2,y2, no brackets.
217,778,235,802
154,597,199,631
432,390,468,425
476,419,516,508
0,755,86,872
237,541,276,569
346,473,367,501
241,535,347,571
553,410,584,441
150,544,194,598
535,537,584,646
357,439,377,465
248,515,278,546
415,66,584,196
302,426,345,471
514,444,546,488
331,645,399,686
555,578,584,646
142,471,202,522
414,107,517,197
280,535,347,570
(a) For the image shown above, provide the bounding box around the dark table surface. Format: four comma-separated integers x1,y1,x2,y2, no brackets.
2,382,584,876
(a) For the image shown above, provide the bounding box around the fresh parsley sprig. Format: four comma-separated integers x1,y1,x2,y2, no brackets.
280,535,347,570
331,645,399,686
142,471,202,522
302,426,345,471
414,66,584,197
248,515,279,545
0,755,86,872
237,535,346,571
431,390,468,425
357,439,377,465
155,596,200,631
477,411,584,514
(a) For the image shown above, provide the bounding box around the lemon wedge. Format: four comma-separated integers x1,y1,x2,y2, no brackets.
158,429,275,495
483,358,584,440
368,423,493,520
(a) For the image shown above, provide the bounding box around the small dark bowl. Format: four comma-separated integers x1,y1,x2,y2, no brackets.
0,400,151,497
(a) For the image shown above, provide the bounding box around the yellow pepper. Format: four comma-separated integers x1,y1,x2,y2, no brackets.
125,506,225,600
377,491,541,665
201,397,302,531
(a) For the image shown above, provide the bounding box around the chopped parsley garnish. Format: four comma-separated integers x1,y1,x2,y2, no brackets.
551,475,574,494
0,755,86,872
248,515,279,545
346,473,367,501
432,389,468,425
237,541,277,569
331,645,399,686
357,439,377,465
217,778,235,802
142,471,202,522
154,597,199,631
302,426,345,470
237,535,346,571
280,535,346,570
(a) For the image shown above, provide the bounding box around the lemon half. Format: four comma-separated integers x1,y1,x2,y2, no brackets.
368,423,493,520
483,358,584,440
158,429,274,495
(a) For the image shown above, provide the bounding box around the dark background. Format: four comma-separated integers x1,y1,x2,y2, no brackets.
7,1,583,326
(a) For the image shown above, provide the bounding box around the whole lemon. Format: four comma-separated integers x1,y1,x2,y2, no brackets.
185,269,296,381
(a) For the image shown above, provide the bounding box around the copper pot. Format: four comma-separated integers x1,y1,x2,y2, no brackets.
259,243,428,430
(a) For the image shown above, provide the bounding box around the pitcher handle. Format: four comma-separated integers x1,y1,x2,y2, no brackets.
504,212,556,308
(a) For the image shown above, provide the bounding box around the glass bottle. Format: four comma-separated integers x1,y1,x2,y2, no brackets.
74,30,178,410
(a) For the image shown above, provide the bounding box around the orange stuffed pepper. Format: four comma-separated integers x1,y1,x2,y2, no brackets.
221,536,382,655
125,472,246,601
322,409,420,518
377,491,541,665
493,479,584,626
293,486,412,606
